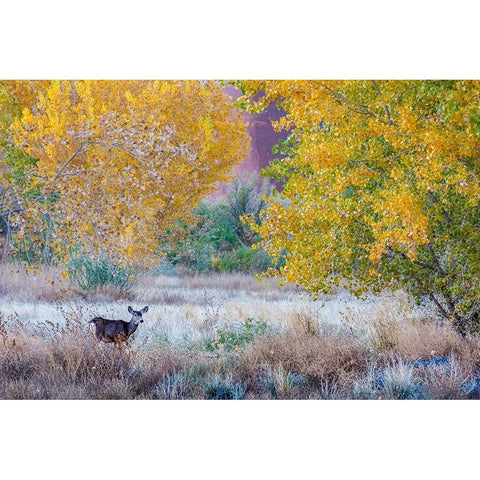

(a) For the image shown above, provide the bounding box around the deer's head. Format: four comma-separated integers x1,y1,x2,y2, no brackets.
128,306,149,325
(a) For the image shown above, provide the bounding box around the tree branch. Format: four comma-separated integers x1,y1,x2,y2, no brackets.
310,81,390,125
0,207,22,218
371,80,394,126
427,191,452,225
428,291,451,320
53,143,88,181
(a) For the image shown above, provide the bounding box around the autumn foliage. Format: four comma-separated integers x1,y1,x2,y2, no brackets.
237,81,480,333
0,80,248,266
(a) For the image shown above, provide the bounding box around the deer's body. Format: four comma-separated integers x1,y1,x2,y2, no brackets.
89,306,148,344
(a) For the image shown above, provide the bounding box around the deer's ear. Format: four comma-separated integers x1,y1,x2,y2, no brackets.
128,306,134,314
142,306,149,314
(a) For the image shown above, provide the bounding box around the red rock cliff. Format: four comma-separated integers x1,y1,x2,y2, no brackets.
224,84,288,178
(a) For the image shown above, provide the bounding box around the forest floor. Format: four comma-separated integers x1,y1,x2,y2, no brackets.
1,265,479,399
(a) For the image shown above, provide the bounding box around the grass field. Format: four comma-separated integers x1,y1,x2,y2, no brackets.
1,265,479,399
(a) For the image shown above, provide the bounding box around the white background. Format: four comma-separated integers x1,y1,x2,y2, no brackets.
1,1,479,478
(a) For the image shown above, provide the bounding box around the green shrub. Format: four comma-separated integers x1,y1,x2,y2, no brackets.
215,245,272,273
67,254,137,295
203,375,247,399
158,173,276,274
205,317,269,353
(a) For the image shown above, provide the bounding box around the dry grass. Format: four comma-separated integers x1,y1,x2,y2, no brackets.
419,358,472,399
1,264,479,399
0,316,193,399
342,291,463,360
239,330,368,390
0,266,71,302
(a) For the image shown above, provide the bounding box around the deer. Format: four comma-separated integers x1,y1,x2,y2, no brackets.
88,306,149,345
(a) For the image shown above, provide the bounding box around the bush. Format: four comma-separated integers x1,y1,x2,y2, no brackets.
154,371,193,399
67,254,137,295
260,364,307,398
380,361,425,399
158,174,275,274
205,317,269,353
214,245,272,273
203,375,247,399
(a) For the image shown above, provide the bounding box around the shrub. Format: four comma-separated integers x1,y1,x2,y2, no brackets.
260,363,307,398
154,371,193,399
380,361,425,399
67,254,137,296
205,317,269,353
158,173,275,274
224,174,271,246
215,245,272,273
351,365,380,399
203,374,247,399
419,357,471,400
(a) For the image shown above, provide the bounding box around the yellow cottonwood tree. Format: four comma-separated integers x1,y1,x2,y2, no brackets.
1,80,248,266
237,80,480,334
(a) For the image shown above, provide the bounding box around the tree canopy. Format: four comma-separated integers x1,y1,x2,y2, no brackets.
237,80,480,333
0,80,249,266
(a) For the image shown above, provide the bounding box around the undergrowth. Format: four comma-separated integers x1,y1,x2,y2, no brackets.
1,280,480,399
67,254,137,297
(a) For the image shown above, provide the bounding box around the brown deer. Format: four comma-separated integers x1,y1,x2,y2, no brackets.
89,306,149,344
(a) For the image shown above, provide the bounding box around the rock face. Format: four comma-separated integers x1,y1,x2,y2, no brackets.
224,85,288,177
